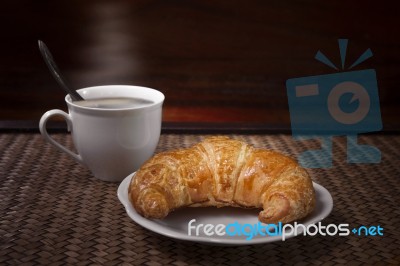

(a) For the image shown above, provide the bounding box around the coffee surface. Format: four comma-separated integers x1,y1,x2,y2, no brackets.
74,97,154,109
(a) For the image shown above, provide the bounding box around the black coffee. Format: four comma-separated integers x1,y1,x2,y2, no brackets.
74,97,154,109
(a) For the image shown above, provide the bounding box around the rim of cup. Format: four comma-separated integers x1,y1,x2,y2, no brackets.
65,85,165,112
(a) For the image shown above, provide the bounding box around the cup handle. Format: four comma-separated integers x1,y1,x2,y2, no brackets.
39,109,84,164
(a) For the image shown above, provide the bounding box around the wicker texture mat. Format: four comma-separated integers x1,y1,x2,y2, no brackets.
1,133,400,265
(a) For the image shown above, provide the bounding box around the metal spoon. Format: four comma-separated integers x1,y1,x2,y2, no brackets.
38,40,84,101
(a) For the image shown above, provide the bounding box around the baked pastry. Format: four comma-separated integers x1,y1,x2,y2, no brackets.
128,136,315,223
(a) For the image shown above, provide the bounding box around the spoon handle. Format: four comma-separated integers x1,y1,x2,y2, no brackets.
38,40,84,101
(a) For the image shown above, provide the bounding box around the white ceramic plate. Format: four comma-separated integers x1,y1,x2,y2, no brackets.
118,173,333,246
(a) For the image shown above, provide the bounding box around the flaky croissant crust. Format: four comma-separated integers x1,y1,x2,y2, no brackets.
129,136,315,223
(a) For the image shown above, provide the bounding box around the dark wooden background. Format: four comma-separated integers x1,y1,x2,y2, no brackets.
0,0,399,131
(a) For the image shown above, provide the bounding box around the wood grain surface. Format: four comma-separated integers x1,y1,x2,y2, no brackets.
0,0,399,130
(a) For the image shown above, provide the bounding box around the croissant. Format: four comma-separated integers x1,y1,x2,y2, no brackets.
128,136,315,223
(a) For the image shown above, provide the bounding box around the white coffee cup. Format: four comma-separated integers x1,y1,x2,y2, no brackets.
39,85,164,182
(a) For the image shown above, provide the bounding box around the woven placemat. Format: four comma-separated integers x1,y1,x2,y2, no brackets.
1,133,399,265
